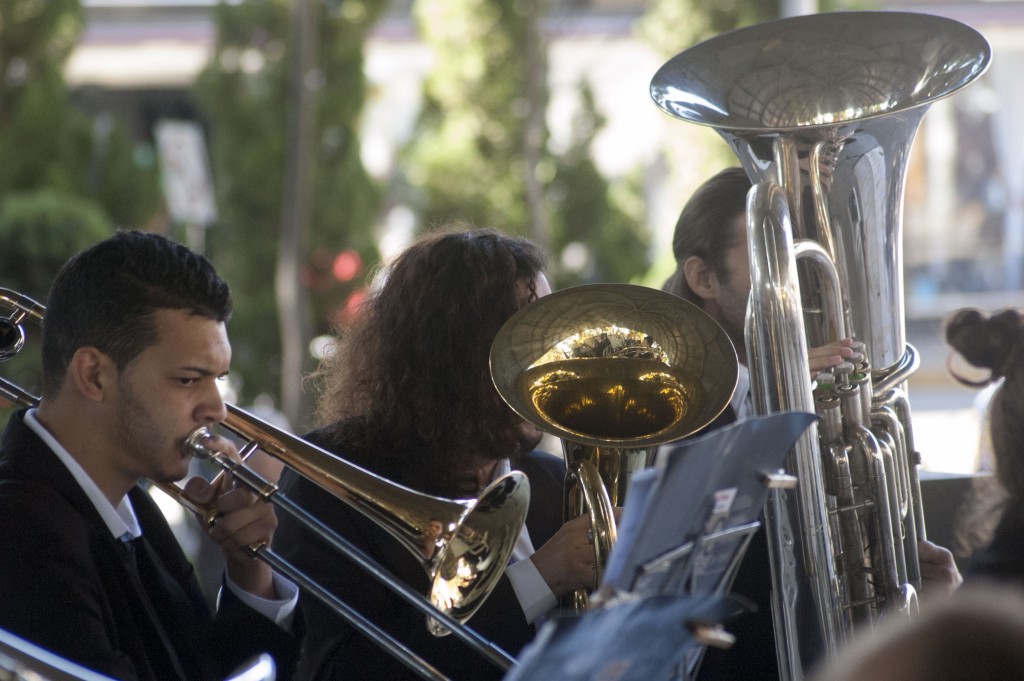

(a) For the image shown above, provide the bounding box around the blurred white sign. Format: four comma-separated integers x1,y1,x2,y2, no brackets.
155,119,217,227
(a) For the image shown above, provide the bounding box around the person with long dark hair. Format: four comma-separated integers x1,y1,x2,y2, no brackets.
273,226,595,680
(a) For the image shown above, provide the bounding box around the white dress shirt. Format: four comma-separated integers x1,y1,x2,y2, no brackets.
731,363,754,422
492,458,558,624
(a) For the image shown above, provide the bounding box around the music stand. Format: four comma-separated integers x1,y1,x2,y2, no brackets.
504,413,816,681
616,412,814,599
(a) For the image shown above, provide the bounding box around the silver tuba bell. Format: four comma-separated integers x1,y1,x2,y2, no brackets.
650,11,991,680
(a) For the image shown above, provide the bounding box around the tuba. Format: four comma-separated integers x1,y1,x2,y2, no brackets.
490,283,737,610
650,11,991,679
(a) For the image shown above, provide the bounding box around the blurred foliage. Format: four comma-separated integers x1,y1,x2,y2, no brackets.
402,0,652,289
636,0,874,57
0,0,160,274
0,190,113,300
0,190,113,410
0,0,82,125
403,0,535,230
195,0,386,406
548,81,648,287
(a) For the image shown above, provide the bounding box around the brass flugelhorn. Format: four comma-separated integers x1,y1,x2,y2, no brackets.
0,287,529,681
490,283,737,610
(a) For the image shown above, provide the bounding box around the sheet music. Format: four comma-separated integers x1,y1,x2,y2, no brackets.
603,412,817,597
503,412,817,681
505,595,749,681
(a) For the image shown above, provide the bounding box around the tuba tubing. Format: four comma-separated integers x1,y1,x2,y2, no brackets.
651,11,990,678
566,458,617,598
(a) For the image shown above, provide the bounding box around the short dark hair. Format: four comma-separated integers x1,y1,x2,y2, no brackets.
41,230,232,396
664,167,752,306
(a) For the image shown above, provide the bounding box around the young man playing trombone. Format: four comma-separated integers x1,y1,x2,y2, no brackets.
0,231,301,680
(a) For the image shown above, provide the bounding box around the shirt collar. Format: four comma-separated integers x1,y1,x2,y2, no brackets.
493,457,512,481
24,409,142,541
730,363,752,421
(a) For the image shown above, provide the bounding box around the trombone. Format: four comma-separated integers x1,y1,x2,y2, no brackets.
0,287,529,681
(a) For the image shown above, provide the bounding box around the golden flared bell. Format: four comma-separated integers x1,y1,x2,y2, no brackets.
490,283,738,447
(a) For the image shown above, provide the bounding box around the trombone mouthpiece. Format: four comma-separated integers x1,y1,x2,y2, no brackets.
182,427,214,459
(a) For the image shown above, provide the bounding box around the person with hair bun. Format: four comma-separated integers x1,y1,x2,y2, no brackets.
946,307,1024,586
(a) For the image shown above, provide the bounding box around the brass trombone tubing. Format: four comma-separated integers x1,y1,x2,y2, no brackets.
1,382,513,681
0,287,519,680
179,431,518,678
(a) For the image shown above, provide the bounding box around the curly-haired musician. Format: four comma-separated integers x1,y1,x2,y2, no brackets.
273,226,596,680
0,231,301,680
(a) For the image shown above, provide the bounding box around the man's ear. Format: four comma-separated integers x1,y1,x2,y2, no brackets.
68,347,114,402
682,255,718,301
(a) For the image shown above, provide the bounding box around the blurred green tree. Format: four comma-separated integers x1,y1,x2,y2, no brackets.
548,81,648,287
402,0,652,288
0,0,159,238
195,0,386,425
0,0,158,424
403,0,537,232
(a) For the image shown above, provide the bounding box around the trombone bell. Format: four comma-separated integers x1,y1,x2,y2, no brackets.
205,403,532,634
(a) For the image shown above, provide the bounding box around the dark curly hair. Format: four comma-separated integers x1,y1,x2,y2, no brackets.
310,225,546,496
946,308,1024,502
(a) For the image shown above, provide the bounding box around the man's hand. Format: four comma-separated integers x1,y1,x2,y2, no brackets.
918,539,962,599
808,338,855,376
182,434,277,600
530,513,606,598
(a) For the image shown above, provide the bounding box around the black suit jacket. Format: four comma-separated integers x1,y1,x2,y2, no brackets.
273,428,565,681
0,410,300,681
